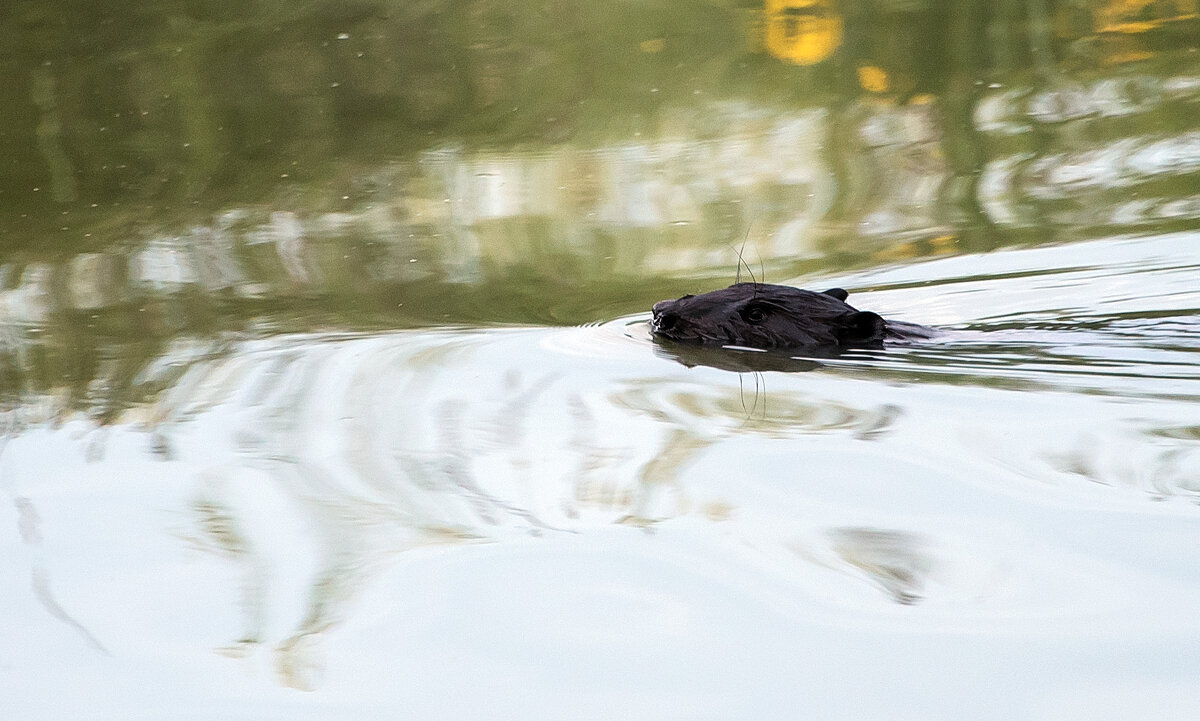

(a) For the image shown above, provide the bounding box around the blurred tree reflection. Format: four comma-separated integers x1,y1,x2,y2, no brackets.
0,0,1198,411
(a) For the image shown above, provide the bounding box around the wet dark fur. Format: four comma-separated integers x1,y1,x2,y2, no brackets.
651,282,929,354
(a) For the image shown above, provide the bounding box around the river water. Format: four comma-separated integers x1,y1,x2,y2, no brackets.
3,2,1200,719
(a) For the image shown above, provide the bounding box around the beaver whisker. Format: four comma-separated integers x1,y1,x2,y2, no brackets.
731,222,761,297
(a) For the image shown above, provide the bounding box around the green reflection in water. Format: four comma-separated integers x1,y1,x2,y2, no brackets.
1,0,1198,412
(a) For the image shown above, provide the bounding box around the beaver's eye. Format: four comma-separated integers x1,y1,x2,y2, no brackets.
743,304,768,324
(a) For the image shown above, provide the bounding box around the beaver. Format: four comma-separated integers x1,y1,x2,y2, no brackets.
651,282,931,355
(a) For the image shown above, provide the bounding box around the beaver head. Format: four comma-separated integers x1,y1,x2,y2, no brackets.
650,282,886,353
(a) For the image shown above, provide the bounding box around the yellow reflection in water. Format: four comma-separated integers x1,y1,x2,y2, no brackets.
1095,0,1199,34
857,65,890,93
1057,0,1200,64
764,0,843,66
639,38,666,53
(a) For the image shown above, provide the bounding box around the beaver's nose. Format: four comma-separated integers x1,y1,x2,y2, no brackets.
652,300,679,331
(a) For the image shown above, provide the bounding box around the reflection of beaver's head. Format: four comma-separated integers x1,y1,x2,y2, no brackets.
651,282,887,353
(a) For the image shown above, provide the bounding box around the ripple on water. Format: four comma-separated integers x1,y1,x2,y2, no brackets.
5,232,1200,712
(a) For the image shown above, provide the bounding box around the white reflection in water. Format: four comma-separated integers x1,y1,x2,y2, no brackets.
3,234,1200,719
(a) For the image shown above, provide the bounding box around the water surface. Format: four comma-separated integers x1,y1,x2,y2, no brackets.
3,1,1200,719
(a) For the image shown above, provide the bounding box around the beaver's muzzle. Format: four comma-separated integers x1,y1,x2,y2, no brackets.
650,299,680,335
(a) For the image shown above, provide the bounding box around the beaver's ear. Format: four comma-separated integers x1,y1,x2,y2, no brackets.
838,311,885,343
823,288,849,301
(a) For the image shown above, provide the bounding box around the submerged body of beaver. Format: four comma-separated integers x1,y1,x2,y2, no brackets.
651,282,933,360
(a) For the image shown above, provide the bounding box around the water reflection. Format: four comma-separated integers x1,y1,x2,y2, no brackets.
828,528,930,605
3,5,1199,406
763,0,844,66
4,3,1200,713
652,340,824,373
51,297,1187,692
138,325,877,685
